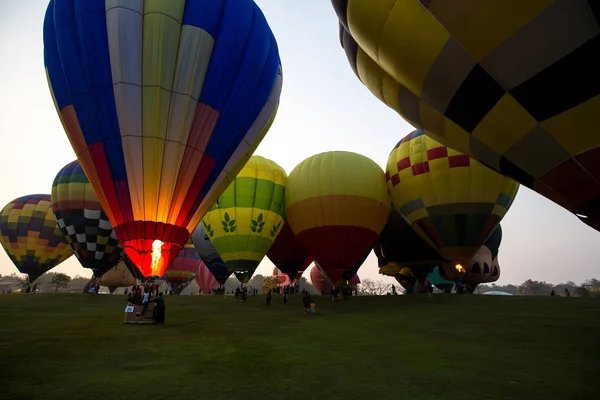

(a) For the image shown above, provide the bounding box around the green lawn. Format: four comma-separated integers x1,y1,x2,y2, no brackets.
0,294,598,400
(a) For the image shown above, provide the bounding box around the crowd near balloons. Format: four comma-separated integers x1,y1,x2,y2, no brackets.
1,0,597,300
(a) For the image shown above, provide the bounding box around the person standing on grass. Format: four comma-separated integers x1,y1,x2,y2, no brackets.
283,291,288,305
152,292,166,323
302,292,311,315
266,290,272,306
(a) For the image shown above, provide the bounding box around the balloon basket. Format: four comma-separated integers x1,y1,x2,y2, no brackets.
123,302,158,324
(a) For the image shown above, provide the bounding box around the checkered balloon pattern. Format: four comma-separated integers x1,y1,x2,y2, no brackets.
335,0,600,230
0,194,73,281
51,160,123,276
386,130,519,262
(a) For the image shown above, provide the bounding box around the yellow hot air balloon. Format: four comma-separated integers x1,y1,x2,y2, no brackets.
333,0,600,230
386,131,518,278
286,151,391,284
202,156,286,283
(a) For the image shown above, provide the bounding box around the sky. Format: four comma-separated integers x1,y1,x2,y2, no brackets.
0,0,598,285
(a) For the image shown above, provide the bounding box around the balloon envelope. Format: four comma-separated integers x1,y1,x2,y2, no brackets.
44,0,283,277
0,195,73,281
203,156,287,283
191,224,231,286
97,259,136,289
386,131,518,267
195,262,219,294
164,241,201,294
267,221,312,279
51,160,123,276
286,151,390,284
334,1,600,230
272,267,292,286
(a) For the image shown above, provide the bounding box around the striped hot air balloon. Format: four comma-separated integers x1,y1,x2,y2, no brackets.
202,156,286,283
0,195,73,282
195,262,219,294
44,0,283,277
164,241,201,295
286,152,390,284
51,160,123,277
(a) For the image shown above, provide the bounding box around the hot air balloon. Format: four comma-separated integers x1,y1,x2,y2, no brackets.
286,151,391,284
272,267,292,286
195,262,219,294
191,223,231,286
310,264,359,295
386,131,518,280
487,257,501,283
374,209,448,281
463,225,503,286
44,0,283,277
51,160,123,277
164,241,201,295
310,265,333,295
202,156,286,283
97,259,137,294
0,195,73,282
267,220,312,281
333,1,600,230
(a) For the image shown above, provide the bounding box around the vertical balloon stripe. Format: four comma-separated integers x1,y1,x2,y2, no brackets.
106,1,144,220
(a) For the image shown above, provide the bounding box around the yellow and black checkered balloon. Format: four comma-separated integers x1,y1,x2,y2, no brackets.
0,194,73,281
334,0,600,230
386,130,519,265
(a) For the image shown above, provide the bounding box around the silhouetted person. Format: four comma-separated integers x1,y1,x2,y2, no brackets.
551,290,556,297
302,292,311,315
283,292,288,305
152,292,165,323
266,290,272,306
564,288,571,297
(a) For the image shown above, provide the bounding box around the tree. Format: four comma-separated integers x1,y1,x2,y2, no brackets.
51,273,71,292
261,276,279,294
358,279,390,296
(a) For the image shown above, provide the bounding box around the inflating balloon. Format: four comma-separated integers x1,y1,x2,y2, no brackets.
0,195,73,281
267,220,312,281
191,224,231,286
203,156,286,283
44,0,283,277
374,208,446,280
97,260,137,294
195,262,219,294
286,151,391,284
272,267,292,286
333,0,600,230
386,131,518,273
51,160,123,276
164,241,201,295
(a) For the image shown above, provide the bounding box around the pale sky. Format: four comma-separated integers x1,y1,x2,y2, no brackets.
0,0,598,285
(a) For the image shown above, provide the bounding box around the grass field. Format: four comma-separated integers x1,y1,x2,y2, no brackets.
0,294,598,400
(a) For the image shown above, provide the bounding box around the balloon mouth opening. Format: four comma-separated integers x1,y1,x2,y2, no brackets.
122,239,183,278
113,222,190,277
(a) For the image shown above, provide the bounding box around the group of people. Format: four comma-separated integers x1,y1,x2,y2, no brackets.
264,288,316,315
126,283,166,323
550,289,571,297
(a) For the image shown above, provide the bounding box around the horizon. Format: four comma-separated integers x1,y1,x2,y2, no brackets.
1,0,599,286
